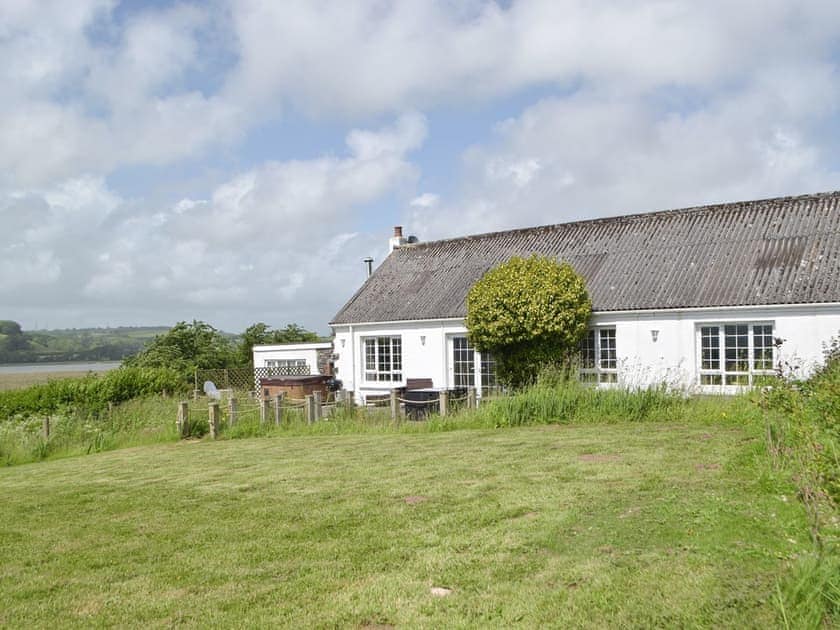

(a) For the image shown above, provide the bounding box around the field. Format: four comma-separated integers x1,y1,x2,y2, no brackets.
0,370,106,392
0,421,817,627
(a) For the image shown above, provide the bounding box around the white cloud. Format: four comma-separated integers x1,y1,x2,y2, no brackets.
1,1,839,331
0,115,424,330
410,193,439,208
223,1,840,116
409,71,840,239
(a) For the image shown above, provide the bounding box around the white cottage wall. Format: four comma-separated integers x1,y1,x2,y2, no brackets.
252,342,333,375
333,303,840,402
586,303,840,392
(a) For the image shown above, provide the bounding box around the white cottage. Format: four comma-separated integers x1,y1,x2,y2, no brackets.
330,192,840,403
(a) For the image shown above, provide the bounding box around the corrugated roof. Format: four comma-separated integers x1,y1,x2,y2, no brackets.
331,191,840,324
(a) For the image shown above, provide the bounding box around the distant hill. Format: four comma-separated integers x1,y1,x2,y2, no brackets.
0,322,169,364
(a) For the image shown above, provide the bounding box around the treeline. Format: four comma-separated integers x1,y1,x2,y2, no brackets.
0,321,168,363
124,320,323,380
0,320,323,422
0,320,324,366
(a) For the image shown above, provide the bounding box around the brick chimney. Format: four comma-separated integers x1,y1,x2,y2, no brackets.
389,225,407,252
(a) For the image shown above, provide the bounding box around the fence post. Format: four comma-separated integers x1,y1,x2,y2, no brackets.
313,391,323,421
177,401,189,438
228,397,238,426
273,394,283,426
467,387,476,410
390,388,399,421
305,395,315,425
193,388,200,401
439,390,449,417
261,398,271,424
208,402,220,439
42,416,50,440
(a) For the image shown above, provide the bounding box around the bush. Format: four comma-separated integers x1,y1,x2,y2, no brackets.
466,255,591,387
0,367,184,419
760,338,840,508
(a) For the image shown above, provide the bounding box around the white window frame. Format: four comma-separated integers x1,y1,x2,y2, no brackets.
696,322,775,388
363,336,403,383
265,359,308,369
579,327,618,384
447,335,498,396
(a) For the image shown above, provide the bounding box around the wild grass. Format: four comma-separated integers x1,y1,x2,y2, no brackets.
0,422,816,627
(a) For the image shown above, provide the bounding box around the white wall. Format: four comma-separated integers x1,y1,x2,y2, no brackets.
332,319,473,401
252,342,333,375
332,303,840,402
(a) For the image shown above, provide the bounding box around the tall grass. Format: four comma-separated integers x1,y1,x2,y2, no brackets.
0,395,179,466
758,338,840,628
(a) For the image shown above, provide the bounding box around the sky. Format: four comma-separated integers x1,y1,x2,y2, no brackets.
2,0,839,335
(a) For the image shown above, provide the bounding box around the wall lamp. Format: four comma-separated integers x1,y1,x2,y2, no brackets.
420,335,426,346
651,330,659,343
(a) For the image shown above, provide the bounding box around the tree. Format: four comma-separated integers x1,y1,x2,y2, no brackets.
0,320,30,354
236,322,321,365
124,320,235,377
465,255,591,387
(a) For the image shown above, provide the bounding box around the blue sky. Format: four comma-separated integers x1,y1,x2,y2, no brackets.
1,1,839,334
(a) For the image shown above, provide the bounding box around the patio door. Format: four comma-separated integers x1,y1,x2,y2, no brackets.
449,336,476,388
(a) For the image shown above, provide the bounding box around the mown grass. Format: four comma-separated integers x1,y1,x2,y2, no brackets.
0,422,818,627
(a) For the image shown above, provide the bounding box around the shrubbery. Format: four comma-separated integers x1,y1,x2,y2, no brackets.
466,255,591,387
759,338,840,508
0,366,184,419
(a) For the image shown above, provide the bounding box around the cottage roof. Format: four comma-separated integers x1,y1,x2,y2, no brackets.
331,191,840,325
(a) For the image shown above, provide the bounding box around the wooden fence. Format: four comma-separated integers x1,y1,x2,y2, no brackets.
175,387,479,439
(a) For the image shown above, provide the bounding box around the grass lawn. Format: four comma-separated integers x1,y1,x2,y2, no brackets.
0,422,811,627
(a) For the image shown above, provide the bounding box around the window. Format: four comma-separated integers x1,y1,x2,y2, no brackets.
453,336,475,387
364,336,402,382
580,328,618,383
450,336,497,394
265,359,309,375
698,323,774,386
480,351,497,394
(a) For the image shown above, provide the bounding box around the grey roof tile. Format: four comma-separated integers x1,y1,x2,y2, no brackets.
331,191,840,324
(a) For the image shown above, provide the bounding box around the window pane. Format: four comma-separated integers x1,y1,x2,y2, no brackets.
701,326,719,370
579,330,596,369
480,351,497,390
365,339,376,371
726,373,749,385
391,337,402,372
724,325,749,374
453,337,475,388
599,328,616,370
700,374,722,385
753,325,774,371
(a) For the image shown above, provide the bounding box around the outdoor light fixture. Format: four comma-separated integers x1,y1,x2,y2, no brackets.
420,335,426,346
340,338,346,348
651,330,659,342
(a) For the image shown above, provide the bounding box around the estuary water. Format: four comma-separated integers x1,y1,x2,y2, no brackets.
0,361,122,374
